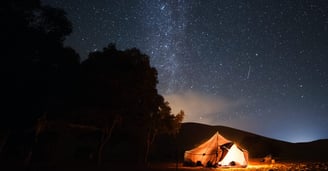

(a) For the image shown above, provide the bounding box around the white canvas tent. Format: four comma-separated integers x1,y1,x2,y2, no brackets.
184,132,248,167
218,143,248,167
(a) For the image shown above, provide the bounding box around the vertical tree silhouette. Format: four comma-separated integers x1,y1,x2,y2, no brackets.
76,44,184,166
0,0,79,164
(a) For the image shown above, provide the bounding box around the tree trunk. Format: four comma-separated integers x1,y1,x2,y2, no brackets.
144,129,157,165
97,131,108,167
97,118,118,166
144,129,151,164
24,114,47,166
175,135,179,171
0,129,10,155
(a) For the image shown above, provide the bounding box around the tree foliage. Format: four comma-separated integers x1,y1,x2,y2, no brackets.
77,44,158,125
1,0,79,129
0,0,79,164
0,1,184,167
75,44,184,165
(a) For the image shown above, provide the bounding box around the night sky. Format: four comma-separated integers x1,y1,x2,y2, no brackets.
42,0,328,143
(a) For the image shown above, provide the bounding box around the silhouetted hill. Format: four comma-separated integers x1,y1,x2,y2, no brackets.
152,122,328,162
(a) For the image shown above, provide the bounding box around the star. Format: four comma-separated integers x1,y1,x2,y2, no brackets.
42,0,328,142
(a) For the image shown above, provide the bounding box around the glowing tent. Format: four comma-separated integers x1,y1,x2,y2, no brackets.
183,132,248,168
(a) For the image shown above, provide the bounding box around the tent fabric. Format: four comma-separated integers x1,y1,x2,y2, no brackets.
183,132,248,167
218,144,248,167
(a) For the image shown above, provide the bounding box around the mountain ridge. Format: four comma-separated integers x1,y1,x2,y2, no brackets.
153,122,328,162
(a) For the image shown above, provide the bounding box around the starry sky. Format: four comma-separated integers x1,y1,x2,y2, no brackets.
42,0,328,143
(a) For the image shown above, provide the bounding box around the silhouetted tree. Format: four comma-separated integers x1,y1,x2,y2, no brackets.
76,44,184,166
75,44,156,165
0,0,79,164
143,97,185,164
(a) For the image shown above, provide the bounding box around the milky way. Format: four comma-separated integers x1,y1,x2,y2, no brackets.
42,0,328,142
140,0,189,93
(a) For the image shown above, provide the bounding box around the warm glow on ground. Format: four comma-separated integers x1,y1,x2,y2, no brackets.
155,160,328,171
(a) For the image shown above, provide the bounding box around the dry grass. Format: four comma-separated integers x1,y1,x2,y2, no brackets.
148,161,328,171
2,160,328,171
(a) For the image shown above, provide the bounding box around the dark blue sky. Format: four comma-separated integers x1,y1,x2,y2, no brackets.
42,0,328,142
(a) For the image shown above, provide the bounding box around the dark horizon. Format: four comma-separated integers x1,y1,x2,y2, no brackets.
181,121,328,143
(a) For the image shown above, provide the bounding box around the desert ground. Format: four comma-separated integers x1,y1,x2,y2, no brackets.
147,160,328,171
19,160,326,171
1,158,328,171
